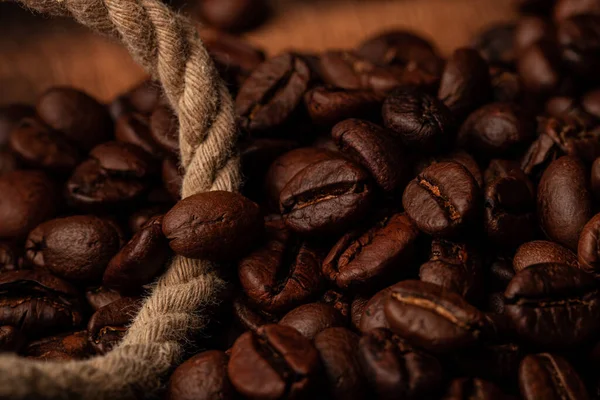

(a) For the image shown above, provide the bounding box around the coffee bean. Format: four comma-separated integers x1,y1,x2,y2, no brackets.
196,0,268,32
280,158,373,235
514,240,579,272
36,87,113,151
87,297,141,354
127,80,163,115
149,105,179,156
557,15,600,83
504,263,600,349
578,213,600,276
103,215,170,293
403,161,480,237
438,48,492,119
167,350,234,400
0,326,24,353
85,286,122,311
279,303,346,340
519,353,590,400
323,213,419,290
441,377,507,400
25,215,122,282
358,327,444,400
419,239,484,302
555,0,600,21
0,270,82,336
227,324,321,399
484,162,537,249
236,53,310,135
382,87,455,153
471,23,516,67
490,67,523,103
314,327,367,400
304,86,384,127
517,40,564,96
320,290,350,321
163,191,262,261
350,296,369,331
359,282,406,333
264,147,336,210
115,112,163,157
9,118,80,173
332,119,408,193
232,295,278,331
537,156,592,250
24,331,94,361
385,280,490,353
515,16,556,54
0,171,60,239
238,220,323,313
582,88,600,119
0,241,21,273
66,141,156,209
459,102,534,159
127,206,165,234
0,105,35,148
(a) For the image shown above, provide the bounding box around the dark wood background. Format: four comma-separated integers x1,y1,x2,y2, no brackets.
0,0,515,105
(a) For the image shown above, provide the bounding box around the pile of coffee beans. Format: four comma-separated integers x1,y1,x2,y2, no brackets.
3,0,600,398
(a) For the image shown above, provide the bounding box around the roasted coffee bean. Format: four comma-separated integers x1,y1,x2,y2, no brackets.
279,303,346,340
25,215,122,282
127,80,163,114
515,16,556,54
514,240,578,272
403,161,480,237
227,324,321,399
202,29,266,85
314,328,367,400
232,295,278,331
304,86,384,127
280,158,373,235
472,23,516,67
115,112,163,157
331,119,407,193
0,104,35,148
163,191,262,261
517,40,564,96
382,87,455,153
459,102,534,159
323,213,419,290
356,30,443,76
0,326,24,352
9,118,80,172
505,263,600,348
384,280,490,353
438,48,492,120
578,213,600,276
545,96,598,128
413,151,484,189
264,147,336,210
0,171,60,239
103,215,170,293
238,220,323,313
149,105,178,156
24,331,93,361
519,353,590,400
0,241,21,272
358,284,400,333
0,270,82,336
320,290,350,320
537,156,592,250
162,157,183,201
555,0,600,21
441,377,507,400
358,328,443,400
582,88,600,119
36,87,113,151
87,297,141,354
490,67,522,103
350,296,369,331
420,239,483,302
197,0,268,32
236,53,310,134
127,206,165,234
557,15,600,83
167,350,234,400
484,164,537,248
85,286,122,311
66,141,155,209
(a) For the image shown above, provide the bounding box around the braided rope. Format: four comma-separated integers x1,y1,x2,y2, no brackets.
0,0,241,398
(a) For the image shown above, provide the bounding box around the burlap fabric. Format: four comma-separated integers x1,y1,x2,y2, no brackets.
0,0,241,398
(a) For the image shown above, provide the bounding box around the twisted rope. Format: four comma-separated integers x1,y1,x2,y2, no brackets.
0,0,241,398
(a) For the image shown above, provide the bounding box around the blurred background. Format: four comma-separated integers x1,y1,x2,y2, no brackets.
0,0,516,105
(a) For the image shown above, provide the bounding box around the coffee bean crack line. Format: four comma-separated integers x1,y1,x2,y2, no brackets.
417,177,461,222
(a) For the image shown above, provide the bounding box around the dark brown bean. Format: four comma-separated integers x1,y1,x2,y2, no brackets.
115,112,163,157
87,297,141,354
557,15,600,83
85,286,122,311
24,331,93,361
519,353,589,400
196,0,268,33
304,86,384,127
279,303,346,340
149,105,179,156
514,240,578,272
578,213,600,276
471,23,516,67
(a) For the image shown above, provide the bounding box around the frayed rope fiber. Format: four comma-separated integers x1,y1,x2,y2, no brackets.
0,0,241,399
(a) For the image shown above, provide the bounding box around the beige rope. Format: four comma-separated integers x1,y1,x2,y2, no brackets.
0,0,241,398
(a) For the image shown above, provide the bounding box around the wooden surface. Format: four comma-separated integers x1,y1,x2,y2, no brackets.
0,0,516,106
